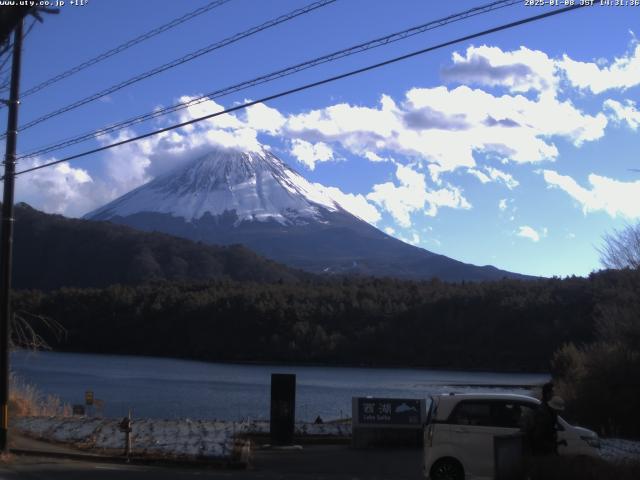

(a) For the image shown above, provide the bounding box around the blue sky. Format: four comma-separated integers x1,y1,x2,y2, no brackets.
7,0,640,277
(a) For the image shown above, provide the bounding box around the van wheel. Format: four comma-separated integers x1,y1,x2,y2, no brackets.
430,458,464,480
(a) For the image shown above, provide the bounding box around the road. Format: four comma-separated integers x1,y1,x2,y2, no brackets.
0,444,425,479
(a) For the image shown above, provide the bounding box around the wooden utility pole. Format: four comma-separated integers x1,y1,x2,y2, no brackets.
0,17,23,453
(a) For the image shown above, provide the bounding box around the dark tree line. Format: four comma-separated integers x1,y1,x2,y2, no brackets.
14,270,632,372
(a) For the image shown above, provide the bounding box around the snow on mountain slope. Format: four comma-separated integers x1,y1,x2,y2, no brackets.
86,147,530,281
87,149,342,224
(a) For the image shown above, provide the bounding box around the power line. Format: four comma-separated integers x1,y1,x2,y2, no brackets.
22,17,36,39
6,0,337,138
13,3,589,178
0,0,234,98
20,0,520,161
0,45,12,75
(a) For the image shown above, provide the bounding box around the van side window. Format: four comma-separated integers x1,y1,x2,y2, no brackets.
490,402,538,429
449,401,538,428
448,401,492,426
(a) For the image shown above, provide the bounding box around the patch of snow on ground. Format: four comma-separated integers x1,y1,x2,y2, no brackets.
601,438,640,463
17,417,640,464
14,417,351,459
15,417,237,459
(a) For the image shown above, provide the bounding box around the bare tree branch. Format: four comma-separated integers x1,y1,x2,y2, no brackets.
598,222,640,270
11,310,65,351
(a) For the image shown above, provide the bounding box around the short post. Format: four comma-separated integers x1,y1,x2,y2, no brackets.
119,411,133,459
85,390,94,416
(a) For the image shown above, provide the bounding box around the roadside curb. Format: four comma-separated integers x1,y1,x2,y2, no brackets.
240,434,351,446
10,448,247,470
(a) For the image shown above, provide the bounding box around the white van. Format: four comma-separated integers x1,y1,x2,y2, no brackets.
423,393,600,480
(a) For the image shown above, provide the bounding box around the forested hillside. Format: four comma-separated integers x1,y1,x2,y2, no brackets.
12,203,306,289
16,269,639,372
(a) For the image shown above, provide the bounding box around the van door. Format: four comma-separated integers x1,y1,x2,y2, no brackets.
448,400,532,479
448,401,497,478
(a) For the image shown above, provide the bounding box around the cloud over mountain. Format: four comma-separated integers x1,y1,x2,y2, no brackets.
15,37,639,248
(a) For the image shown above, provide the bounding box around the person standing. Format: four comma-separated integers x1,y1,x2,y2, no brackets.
531,394,565,455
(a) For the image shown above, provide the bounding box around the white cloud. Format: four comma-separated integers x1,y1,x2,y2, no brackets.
468,168,491,184
21,40,635,220
543,170,640,219
178,96,245,131
289,139,334,170
16,159,104,217
243,103,286,134
559,43,640,94
95,95,308,196
99,130,153,192
423,185,471,217
17,95,289,217
485,166,519,189
316,184,381,225
469,166,519,189
366,163,470,227
516,225,541,242
367,164,428,228
285,95,401,154
203,127,263,152
498,198,517,221
442,45,557,93
384,226,395,235
604,99,640,130
446,39,640,96
284,82,606,185
364,151,388,162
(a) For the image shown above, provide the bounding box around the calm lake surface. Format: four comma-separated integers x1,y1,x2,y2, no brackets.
11,350,549,421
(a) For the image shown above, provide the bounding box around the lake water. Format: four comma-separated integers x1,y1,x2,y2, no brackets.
11,350,549,421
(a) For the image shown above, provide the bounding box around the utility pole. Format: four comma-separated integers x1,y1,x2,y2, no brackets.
0,17,23,453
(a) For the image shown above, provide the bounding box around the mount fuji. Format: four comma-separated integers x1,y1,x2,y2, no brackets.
86,148,526,281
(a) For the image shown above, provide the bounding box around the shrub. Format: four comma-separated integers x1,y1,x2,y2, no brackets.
8,374,70,418
553,341,640,436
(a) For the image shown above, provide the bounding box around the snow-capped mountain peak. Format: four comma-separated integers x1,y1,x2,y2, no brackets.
86,147,528,282
87,148,341,224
